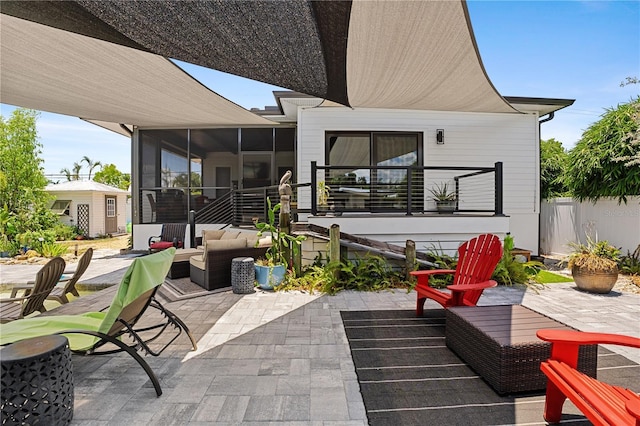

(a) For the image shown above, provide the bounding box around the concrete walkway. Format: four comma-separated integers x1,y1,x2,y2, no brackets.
1,256,638,424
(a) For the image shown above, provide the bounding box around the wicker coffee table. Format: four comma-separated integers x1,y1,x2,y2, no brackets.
445,305,597,395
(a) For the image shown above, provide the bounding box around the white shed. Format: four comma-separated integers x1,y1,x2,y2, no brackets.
45,181,129,237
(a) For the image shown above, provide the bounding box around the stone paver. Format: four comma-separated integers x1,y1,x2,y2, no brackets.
1,255,638,424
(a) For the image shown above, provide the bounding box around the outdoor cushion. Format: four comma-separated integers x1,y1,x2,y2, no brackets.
220,231,241,240
205,238,247,252
202,229,225,241
173,248,203,262
149,240,181,250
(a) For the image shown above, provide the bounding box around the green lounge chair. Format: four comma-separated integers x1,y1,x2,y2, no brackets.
0,248,197,397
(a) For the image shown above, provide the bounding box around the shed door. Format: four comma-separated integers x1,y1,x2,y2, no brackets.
105,196,117,234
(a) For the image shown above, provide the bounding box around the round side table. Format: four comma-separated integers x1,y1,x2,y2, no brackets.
231,257,255,294
1,335,74,425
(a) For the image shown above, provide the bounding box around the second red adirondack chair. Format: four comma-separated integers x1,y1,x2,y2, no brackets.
410,233,503,316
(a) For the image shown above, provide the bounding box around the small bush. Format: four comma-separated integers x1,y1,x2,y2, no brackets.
40,242,69,257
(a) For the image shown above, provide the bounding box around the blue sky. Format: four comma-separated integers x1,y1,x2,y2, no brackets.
1,0,638,176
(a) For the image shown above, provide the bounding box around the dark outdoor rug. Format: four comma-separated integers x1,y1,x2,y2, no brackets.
341,309,639,426
158,277,225,302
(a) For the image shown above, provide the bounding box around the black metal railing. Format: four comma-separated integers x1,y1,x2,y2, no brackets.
311,161,503,216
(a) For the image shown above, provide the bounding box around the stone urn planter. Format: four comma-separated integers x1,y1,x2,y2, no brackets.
568,238,620,294
571,265,618,294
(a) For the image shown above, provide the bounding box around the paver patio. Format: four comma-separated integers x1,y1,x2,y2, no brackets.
1,255,639,424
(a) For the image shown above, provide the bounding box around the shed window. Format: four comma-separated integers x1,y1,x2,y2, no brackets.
51,200,71,215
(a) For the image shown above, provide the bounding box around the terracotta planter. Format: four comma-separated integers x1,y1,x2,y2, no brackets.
571,265,618,294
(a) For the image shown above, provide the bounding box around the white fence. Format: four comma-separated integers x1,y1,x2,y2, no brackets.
540,197,640,256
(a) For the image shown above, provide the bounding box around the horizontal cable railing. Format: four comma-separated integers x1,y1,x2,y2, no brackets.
311,161,503,216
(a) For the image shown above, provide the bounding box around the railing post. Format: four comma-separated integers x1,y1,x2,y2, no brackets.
494,161,504,216
311,161,317,215
454,177,460,211
189,210,196,248
406,166,413,216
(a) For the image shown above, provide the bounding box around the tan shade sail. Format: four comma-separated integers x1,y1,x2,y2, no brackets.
0,14,275,127
1,0,518,122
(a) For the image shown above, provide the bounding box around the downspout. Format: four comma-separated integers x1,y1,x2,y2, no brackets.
537,112,554,258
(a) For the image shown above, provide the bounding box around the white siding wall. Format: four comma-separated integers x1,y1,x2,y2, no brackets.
297,106,540,252
50,191,128,237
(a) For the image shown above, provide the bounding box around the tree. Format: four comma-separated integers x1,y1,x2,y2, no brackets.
82,155,102,180
565,97,640,203
93,163,131,190
0,109,58,242
540,138,569,199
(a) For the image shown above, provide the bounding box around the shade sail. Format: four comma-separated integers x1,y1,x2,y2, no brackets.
1,0,517,122
0,14,275,127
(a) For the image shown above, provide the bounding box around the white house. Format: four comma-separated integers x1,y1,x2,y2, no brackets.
129,92,573,255
46,180,129,237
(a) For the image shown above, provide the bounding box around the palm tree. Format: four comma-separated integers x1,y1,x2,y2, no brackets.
72,162,82,180
82,156,102,180
60,167,72,181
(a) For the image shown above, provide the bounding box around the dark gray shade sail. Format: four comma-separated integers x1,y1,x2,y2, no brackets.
1,0,518,123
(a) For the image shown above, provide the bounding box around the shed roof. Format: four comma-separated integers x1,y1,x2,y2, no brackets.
45,180,129,194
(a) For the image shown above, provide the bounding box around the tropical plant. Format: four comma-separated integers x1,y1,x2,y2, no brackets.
567,237,621,273
40,242,68,257
618,244,640,276
317,180,331,206
491,235,543,286
565,97,640,203
254,198,306,267
428,182,456,201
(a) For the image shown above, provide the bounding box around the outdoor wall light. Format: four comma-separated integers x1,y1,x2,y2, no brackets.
436,129,445,144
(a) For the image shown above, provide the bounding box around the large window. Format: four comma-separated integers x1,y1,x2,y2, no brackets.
326,132,423,211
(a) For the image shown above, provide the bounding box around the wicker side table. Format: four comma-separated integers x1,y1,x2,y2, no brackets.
232,257,255,294
1,335,74,424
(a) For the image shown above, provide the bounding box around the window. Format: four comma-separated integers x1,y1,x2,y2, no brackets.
51,200,71,215
326,132,423,211
106,198,116,217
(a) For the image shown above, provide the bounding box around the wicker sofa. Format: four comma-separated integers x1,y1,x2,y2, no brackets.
189,230,269,291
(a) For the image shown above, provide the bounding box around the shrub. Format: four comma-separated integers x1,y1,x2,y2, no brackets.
40,242,68,257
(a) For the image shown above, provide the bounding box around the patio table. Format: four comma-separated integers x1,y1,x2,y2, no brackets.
445,304,598,394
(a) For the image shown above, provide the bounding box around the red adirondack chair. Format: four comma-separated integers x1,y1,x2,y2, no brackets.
410,233,503,316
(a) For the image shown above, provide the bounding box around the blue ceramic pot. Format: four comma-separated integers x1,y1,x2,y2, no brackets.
254,264,286,290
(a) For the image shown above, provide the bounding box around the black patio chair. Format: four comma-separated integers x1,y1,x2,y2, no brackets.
148,223,187,253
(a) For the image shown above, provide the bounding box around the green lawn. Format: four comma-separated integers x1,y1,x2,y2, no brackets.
535,270,574,284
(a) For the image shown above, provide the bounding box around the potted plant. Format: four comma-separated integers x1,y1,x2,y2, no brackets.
567,237,620,293
428,182,457,213
254,198,306,289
